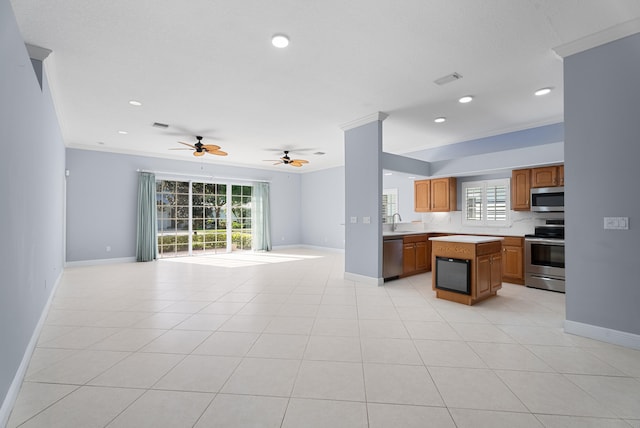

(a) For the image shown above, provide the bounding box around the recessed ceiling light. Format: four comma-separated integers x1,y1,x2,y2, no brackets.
458,95,473,104
535,87,552,96
118,130,128,135
271,34,290,48
128,100,142,106
434,117,446,123
313,151,325,156
97,141,105,145
384,172,392,176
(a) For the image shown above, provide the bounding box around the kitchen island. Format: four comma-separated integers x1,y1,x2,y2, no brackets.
429,235,503,305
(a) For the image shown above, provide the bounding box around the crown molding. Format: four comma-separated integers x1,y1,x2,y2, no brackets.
553,18,640,59
25,43,52,61
339,112,389,131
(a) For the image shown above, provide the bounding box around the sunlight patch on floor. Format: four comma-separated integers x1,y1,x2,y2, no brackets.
160,251,322,268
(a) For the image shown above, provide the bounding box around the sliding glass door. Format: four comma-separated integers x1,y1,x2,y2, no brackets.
156,179,252,258
192,182,227,255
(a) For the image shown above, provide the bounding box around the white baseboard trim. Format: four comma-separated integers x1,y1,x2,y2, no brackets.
271,244,345,253
65,256,136,267
564,319,640,350
344,272,384,286
0,272,63,428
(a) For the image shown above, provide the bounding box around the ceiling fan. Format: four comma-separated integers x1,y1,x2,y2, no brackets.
170,136,227,157
265,150,309,167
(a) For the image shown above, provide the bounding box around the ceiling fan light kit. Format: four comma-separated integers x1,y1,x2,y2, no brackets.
171,136,227,157
264,150,309,167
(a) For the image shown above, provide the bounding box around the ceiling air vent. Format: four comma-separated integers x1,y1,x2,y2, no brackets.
152,122,169,129
434,72,463,86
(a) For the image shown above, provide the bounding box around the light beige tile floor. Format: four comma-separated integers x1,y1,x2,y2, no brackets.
7,248,640,427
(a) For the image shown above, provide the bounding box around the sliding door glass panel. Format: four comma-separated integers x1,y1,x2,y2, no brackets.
156,180,190,258
192,182,227,254
231,185,252,251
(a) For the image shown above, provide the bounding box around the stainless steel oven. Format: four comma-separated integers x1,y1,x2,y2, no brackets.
524,237,565,292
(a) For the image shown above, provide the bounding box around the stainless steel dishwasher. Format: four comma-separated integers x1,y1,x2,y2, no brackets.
383,238,403,280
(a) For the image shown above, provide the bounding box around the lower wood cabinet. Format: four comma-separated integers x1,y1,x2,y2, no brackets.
401,234,430,277
477,253,502,300
501,236,524,285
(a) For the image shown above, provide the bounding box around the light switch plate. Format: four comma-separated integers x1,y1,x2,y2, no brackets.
604,217,629,230
363,216,371,224
350,216,357,224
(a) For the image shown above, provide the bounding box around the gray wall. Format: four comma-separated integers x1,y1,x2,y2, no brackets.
564,34,640,336
300,166,345,249
344,120,383,279
66,149,302,262
0,0,66,410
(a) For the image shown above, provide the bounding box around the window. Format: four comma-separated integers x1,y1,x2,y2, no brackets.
156,179,253,257
461,179,510,227
381,188,398,224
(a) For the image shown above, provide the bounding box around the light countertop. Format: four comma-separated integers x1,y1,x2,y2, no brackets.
383,230,429,237
428,235,504,244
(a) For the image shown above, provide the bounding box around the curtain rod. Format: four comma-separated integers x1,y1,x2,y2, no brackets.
136,169,270,183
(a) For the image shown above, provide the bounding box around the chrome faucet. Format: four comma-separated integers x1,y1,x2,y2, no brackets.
391,213,402,231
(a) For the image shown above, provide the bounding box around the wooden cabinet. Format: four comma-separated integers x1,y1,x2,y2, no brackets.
476,253,502,300
414,180,431,212
431,238,502,305
511,169,531,210
531,166,561,188
414,178,457,212
512,165,563,210
401,234,430,277
501,236,524,285
558,165,564,186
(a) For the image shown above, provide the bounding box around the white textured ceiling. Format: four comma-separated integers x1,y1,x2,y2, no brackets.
10,0,640,172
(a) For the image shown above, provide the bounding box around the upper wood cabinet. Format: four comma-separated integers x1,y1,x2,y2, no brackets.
531,166,561,188
558,165,564,186
414,180,431,212
414,178,457,212
511,169,531,210
512,165,563,210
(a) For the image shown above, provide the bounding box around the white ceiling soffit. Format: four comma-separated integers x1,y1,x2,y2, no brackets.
553,17,640,58
9,1,640,172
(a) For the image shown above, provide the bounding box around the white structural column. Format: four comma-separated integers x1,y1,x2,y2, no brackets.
341,112,388,284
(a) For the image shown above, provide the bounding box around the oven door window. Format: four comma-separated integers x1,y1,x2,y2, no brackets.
530,243,565,268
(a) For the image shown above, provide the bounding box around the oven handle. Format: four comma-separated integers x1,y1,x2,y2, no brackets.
528,273,565,281
525,237,565,245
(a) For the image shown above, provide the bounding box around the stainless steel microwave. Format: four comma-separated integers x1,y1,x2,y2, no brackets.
531,187,564,212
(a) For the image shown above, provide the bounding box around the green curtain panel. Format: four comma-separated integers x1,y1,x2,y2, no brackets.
252,182,272,251
136,172,157,261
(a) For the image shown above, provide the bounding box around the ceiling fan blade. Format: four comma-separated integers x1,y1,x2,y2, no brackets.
210,150,228,156
177,141,196,149
202,144,221,151
169,148,193,150
272,161,283,165
292,159,309,164
290,162,304,167
193,151,205,157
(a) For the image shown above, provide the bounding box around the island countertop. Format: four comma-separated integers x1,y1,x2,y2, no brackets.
428,235,504,244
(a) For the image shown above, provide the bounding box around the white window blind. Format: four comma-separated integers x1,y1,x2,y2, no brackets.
461,179,510,227
381,188,398,224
